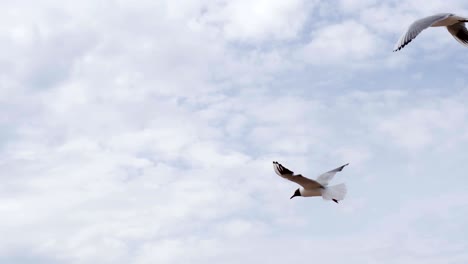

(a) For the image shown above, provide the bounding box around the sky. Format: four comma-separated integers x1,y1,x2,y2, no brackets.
1,0,468,263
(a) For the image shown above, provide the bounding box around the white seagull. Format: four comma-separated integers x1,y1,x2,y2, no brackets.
273,161,348,203
394,13,468,51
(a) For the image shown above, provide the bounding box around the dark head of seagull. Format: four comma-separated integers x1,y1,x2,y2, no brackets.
290,188,301,199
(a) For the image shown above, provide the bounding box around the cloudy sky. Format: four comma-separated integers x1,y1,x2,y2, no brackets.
1,0,468,263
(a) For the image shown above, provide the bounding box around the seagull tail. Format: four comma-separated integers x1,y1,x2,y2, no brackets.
321,183,347,202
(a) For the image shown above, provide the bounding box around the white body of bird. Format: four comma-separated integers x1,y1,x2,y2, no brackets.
297,182,347,201
431,15,466,27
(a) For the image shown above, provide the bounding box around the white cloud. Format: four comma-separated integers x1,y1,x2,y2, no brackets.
378,99,468,151
198,0,311,42
339,0,377,13
300,20,383,66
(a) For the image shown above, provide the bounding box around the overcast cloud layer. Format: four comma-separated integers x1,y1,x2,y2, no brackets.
1,1,468,263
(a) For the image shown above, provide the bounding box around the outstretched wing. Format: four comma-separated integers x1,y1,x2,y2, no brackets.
447,22,468,47
394,13,452,51
316,163,349,186
273,161,323,189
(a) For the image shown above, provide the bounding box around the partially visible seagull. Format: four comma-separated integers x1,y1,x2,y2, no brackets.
273,161,348,204
393,13,468,51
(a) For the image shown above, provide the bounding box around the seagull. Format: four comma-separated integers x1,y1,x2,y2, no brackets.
393,13,468,51
273,161,348,203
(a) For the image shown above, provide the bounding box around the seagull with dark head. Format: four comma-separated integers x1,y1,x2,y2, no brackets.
273,161,348,204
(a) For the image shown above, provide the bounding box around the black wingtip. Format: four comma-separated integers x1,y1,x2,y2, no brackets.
394,38,413,52
337,163,349,171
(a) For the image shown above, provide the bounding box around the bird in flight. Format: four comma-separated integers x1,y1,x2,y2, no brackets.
393,13,468,51
273,161,348,203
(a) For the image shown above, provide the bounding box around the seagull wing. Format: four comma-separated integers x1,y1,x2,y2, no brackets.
273,161,323,189
447,22,468,47
316,163,349,186
394,13,452,51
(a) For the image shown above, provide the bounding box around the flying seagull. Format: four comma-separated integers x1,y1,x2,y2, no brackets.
273,161,348,203
393,13,468,51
